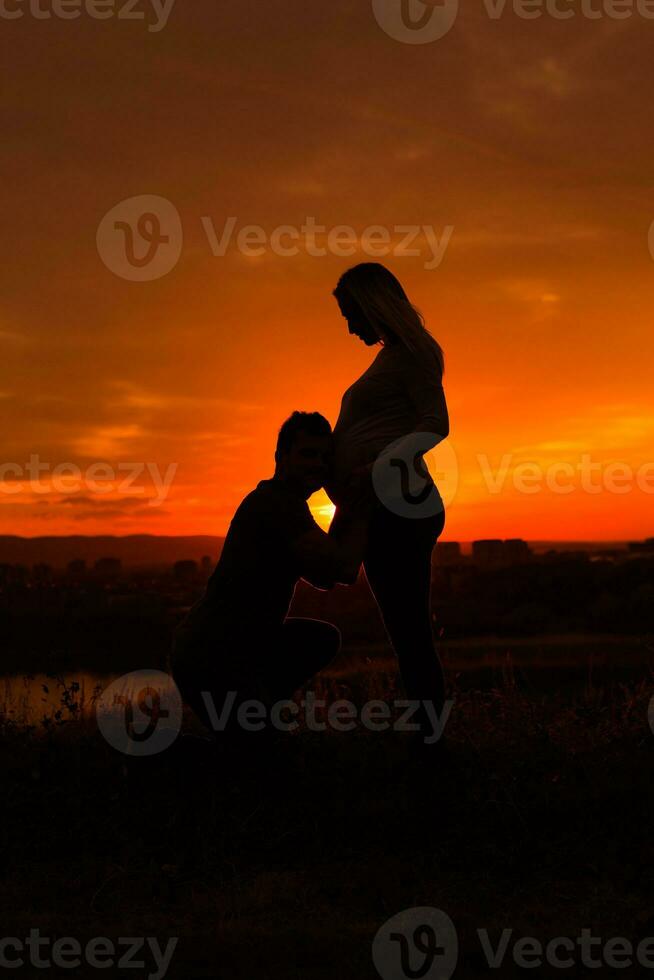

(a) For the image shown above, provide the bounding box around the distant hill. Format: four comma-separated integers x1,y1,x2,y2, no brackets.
0,535,225,569
0,535,634,570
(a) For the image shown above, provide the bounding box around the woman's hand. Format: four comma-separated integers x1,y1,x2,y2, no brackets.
340,463,375,511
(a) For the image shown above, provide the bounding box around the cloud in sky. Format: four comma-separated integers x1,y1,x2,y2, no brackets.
0,1,652,538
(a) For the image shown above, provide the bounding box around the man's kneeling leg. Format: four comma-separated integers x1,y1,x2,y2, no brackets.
266,618,341,703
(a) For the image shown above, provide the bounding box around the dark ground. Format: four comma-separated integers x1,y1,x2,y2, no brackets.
1,655,654,979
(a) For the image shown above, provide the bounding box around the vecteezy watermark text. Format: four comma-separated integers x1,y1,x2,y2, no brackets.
0,454,178,506
96,195,454,281
368,434,654,522
373,907,654,979
477,452,654,496
0,0,176,32
0,931,177,978
96,671,454,755
372,0,654,45
201,216,453,271
202,690,453,745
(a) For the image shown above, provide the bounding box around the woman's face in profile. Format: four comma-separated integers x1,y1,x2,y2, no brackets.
336,293,379,346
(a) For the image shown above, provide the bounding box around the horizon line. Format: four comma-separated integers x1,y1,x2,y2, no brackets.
0,533,648,545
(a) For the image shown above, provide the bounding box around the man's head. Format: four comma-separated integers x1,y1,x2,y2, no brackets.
274,411,333,497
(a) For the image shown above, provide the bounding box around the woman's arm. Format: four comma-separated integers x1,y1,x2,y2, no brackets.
403,361,450,444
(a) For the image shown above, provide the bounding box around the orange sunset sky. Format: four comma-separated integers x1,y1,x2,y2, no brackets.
1,1,653,541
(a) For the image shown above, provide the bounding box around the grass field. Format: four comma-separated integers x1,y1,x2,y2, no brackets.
1,645,654,978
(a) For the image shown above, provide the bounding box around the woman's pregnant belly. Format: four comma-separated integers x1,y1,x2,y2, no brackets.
324,430,370,506
326,420,428,507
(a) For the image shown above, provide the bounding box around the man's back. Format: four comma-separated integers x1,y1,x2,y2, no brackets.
176,479,320,655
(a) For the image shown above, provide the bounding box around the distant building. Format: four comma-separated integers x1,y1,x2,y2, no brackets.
472,539,532,568
628,538,654,553
32,563,54,583
542,549,589,563
67,559,87,577
174,559,199,583
0,563,28,586
94,557,122,580
433,542,462,566
593,549,622,562
472,539,505,567
108,592,164,615
503,539,532,565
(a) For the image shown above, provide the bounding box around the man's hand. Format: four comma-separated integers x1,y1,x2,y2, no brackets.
290,495,371,590
290,527,354,590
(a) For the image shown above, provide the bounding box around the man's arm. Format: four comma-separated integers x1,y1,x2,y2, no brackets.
291,498,371,590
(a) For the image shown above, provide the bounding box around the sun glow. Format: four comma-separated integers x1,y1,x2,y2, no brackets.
309,491,336,531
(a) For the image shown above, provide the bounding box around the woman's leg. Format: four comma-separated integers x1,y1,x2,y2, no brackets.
363,506,446,741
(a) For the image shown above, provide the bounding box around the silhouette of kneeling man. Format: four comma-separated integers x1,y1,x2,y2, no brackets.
172,412,370,756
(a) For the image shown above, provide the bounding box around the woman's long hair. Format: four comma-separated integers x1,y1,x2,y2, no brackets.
333,262,445,375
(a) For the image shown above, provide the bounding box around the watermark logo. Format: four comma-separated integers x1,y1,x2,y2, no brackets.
0,454,178,506
0,0,177,33
0,931,177,979
373,433,458,519
97,203,453,278
477,452,654,497
373,907,459,980
96,670,182,756
374,0,654,43
372,0,459,43
97,195,183,282
202,216,453,270
201,689,453,744
374,907,654,972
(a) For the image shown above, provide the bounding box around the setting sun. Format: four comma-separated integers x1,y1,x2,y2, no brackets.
309,493,337,531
